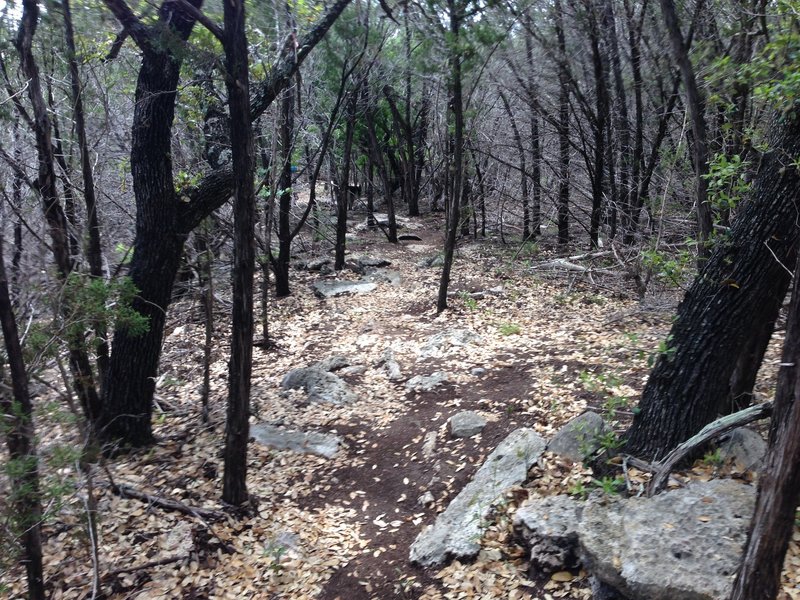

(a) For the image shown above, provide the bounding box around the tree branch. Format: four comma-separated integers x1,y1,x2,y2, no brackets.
101,0,151,50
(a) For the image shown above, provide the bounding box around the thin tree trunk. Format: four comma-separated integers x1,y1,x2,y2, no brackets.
660,0,713,259
499,91,530,240
222,0,255,507
555,0,571,245
273,84,293,297
0,224,45,600
335,90,358,270
64,0,109,386
437,0,463,313
730,252,800,600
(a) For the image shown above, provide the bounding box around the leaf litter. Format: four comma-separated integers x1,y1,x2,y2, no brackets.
1,216,798,599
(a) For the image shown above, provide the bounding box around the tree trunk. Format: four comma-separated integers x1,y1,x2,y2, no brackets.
499,91,529,240
730,246,800,600
0,224,46,600
274,84,293,297
437,0,463,313
222,0,255,507
97,0,351,449
335,90,358,270
64,0,109,386
554,0,571,245
625,113,800,461
16,0,101,425
586,0,608,249
660,0,713,258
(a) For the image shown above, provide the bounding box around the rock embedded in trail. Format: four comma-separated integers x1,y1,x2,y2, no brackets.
311,280,377,298
376,348,403,381
281,367,357,404
251,424,342,459
314,355,352,372
409,428,546,568
514,494,583,573
547,411,611,462
364,268,402,286
418,328,482,360
448,411,487,438
405,371,449,393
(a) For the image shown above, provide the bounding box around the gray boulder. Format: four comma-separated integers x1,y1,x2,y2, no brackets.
409,428,546,567
448,411,487,438
548,412,611,461
357,256,392,268
311,280,377,298
718,427,766,471
580,479,755,600
406,372,449,393
417,254,445,269
251,424,341,459
514,494,583,573
376,348,403,381
364,268,402,286
281,367,357,404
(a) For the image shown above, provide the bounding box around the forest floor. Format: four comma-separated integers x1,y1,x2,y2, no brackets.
3,211,800,599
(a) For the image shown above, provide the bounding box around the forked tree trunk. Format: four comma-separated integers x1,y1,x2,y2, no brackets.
625,113,800,461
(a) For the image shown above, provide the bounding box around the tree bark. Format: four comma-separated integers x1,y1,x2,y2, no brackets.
730,253,800,599
0,224,45,600
273,83,294,297
222,0,255,507
437,0,463,313
625,112,800,461
98,0,351,448
660,0,713,258
554,0,571,245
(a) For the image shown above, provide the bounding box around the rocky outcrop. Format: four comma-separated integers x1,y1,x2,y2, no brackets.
405,372,449,393
718,427,766,471
515,479,756,600
409,428,546,567
418,329,482,360
311,280,377,298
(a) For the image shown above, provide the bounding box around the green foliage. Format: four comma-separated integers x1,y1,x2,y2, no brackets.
649,334,676,367
704,153,751,214
592,475,625,496
568,480,588,499
459,291,479,310
639,245,694,288
497,322,521,336
702,448,725,467
64,274,149,340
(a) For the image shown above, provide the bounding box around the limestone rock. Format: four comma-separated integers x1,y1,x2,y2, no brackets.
448,411,487,438
580,479,756,600
409,428,546,567
311,280,377,298
406,372,449,393
417,254,444,269
315,355,351,372
419,328,482,359
718,427,766,471
252,424,341,459
421,431,438,458
548,412,610,462
364,268,402,286
376,348,403,381
514,494,583,573
281,367,357,404
356,256,392,268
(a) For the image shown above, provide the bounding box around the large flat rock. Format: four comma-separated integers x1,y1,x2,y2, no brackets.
251,424,341,458
581,479,755,600
409,428,546,567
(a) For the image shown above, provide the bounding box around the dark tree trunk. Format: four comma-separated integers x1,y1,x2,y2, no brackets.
625,113,800,461
97,0,351,449
414,84,430,205
586,0,608,249
335,90,357,270
196,223,214,425
621,0,644,244
366,95,398,242
222,0,255,507
16,0,101,425
64,0,109,386
0,228,46,600
523,15,542,238
437,0,463,313
98,0,201,448
730,259,800,600
274,84,293,297
554,0,571,245
660,0,713,258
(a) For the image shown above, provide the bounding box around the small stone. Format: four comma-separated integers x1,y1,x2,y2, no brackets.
448,411,487,438
251,424,341,459
418,491,435,506
471,367,486,377
281,367,357,404
718,427,766,471
311,280,377,298
315,355,351,372
548,412,610,462
422,431,437,458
